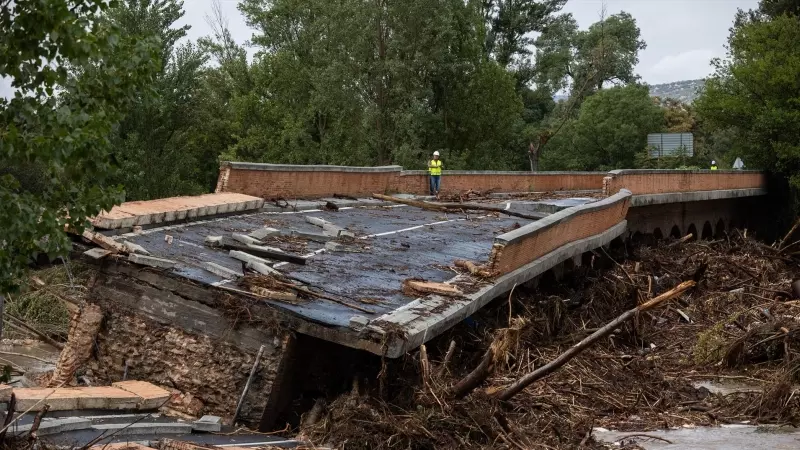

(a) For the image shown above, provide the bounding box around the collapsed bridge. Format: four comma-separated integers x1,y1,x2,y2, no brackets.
70,164,768,431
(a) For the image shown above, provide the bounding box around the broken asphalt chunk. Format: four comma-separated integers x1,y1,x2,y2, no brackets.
249,227,280,240
201,262,243,279
192,415,223,432
231,233,262,246
84,248,112,260
122,240,151,255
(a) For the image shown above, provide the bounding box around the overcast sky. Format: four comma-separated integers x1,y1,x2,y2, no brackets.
0,0,758,98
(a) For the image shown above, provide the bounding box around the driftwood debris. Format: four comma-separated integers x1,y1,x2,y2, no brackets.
272,279,373,313
6,313,64,350
372,193,543,221
454,259,492,278
233,344,266,424
402,279,463,297
495,280,696,401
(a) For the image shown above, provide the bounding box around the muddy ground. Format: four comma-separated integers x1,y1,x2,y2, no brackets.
300,230,800,449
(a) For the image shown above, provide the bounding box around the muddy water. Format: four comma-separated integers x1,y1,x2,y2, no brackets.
0,340,60,372
595,380,800,449
594,425,800,449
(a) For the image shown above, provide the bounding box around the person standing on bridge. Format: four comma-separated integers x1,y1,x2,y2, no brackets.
428,151,443,197
710,160,718,170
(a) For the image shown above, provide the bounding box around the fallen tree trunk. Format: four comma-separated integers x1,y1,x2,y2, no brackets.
496,280,697,401
450,347,494,399
372,193,544,221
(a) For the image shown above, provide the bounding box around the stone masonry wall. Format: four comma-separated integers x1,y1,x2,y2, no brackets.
86,312,286,423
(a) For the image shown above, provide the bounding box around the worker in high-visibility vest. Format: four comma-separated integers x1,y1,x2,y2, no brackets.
710,160,718,170
428,151,443,197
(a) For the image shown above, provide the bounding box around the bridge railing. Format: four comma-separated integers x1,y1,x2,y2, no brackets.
216,162,606,199
602,169,767,197
487,189,632,276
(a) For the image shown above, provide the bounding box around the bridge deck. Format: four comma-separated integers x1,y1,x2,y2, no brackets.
105,201,561,329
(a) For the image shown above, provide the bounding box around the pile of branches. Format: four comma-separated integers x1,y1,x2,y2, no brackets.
302,230,800,449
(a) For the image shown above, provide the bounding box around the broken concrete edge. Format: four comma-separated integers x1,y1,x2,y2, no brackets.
201,261,243,279
368,220,629,358
93,198,266,230
100,199,397,238
192,415,223,432
91,422,194,436
128,254,177,269
495,189,632,246
629,188,768,207
8,417,92,437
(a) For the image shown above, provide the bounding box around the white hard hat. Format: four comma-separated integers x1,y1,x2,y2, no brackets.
712,160,716,164
433,151,440,156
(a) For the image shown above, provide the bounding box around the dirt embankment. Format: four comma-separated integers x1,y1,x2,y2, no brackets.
303,231,800,449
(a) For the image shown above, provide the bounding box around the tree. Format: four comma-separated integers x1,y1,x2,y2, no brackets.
535,11,645,96
0,0,158,292
105,0,210,200
238,0,525,168
527,10,646,171
541,84,663,170
694,13,800,186
482,0,567,69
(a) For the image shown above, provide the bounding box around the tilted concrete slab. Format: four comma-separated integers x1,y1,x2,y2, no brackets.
14,383,168,412
92,193,265,230
369,220,628,357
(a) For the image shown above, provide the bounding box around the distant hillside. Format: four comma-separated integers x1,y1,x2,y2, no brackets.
648,79,704,103
552,79,705,104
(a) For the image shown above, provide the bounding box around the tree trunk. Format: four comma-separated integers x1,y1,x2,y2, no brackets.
496,281,696,401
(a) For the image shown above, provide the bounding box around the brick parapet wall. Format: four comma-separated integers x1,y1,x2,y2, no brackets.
487,190,632,275
217,162,606,199
602,169,766,196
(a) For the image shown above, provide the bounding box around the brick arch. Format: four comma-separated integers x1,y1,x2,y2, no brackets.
670,225,682,239
702,221,714,240
653,228,664,240
715,219,727,239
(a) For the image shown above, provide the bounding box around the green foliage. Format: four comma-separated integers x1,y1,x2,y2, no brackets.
105,0,210,200
0,0,159,292
535,12,646,97
235,0,528,168
541,85,664,170
695,13,800,186
482,0,567,69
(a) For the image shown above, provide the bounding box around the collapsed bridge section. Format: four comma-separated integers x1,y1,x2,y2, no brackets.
66,165,768,430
